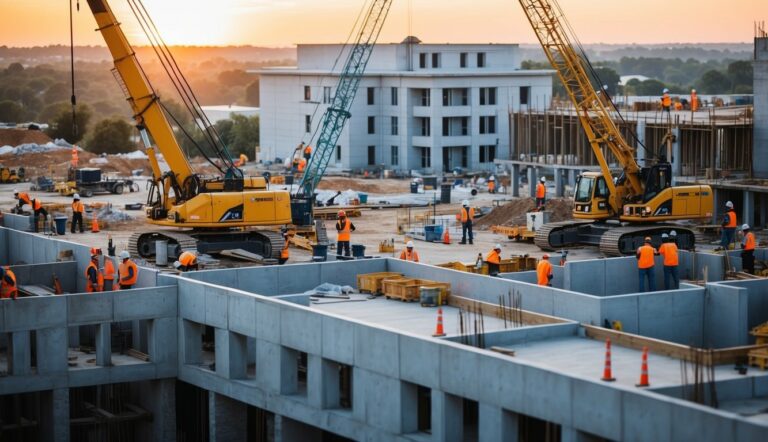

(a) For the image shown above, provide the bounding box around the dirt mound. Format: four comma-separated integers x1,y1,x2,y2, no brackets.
0,149,150,179
475,198,574,229
318,177,410,194
0,128,52,147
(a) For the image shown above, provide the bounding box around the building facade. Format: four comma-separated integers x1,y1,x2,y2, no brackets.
259,41,552,172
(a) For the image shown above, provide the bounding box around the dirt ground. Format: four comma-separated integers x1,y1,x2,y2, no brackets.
317,177,411,194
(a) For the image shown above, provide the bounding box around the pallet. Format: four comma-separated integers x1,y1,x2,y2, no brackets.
382,278,450,303
748,348,768,370
290,234,314,251
356,272,403,294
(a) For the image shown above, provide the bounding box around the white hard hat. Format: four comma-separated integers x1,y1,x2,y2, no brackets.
173,261,182,269
494,243,501,250
662,233,669,239
691,89,696,93
73,193,80,200
119,251,130,259
13,189,19,195
540,177,546,182
663,88,670,93
742,224,750,230
670,230,677,237
406,241,414,248
726,201,734,208
462,199,469,206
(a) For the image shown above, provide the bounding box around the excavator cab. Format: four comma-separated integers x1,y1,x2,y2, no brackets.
572,172,611,220
640,163,672,203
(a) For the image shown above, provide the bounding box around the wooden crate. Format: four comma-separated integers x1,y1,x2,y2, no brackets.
270,175,285,185
748,348,768,370
382,278,451,303
420,282,450,304
498,259,521,273
357,272,403,294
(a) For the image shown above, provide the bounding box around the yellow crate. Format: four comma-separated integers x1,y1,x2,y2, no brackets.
270,175,285,185
382,278,450,303
357,272,403,294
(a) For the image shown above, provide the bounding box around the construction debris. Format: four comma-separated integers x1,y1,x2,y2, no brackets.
474,198,573,229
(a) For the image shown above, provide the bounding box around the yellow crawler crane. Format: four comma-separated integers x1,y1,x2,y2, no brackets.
518,0,714,255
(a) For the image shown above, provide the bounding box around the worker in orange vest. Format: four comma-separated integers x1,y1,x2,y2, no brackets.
661,88,672,114
399,241,420,262
174,250,199,272
85,253,104,293
536,177,547,210
303,144,313,161
690,89,699,111
485,244,502,276
298,157,307,173
487,175,496,194
71,193,85,234
279,228,290,265
658,233,679,290
0,266,18,300
14,189,48,233
336,210,355,257
537,254,553,286
740,224,756,274
636,237,659,292
102,251,116,291
458,200,474,245
721,200,737,250
71,145,79,168
118,251,138,290
235,153,249,167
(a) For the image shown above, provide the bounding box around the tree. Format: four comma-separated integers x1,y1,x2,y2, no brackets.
244,79,260,106
5,62,24,75
37,101,70,124
590,66,620,96
86,118,134,154
727,60,752,93
0,100,24,123
225,114,259,157
634,79,667,96
43,82,71,104
695,70,731,94
46,104,91,144
218,69,252,87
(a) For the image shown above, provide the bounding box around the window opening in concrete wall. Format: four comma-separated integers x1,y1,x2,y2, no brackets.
419,53,427,68
69,383,150,441
175,381,209,442
323,86,332,104
368,116,375,134
518,412,561,442
247,405,275,442
391,87,398,105
297,351,308,396
432,53,441,68
460,52,468,68
367,146,376,166
246,336,256,380
477,52,486,67
419,147,432,168
321,430,355,441
202,325,215,371
520,86,530,106
391,116,399,136
304,85,311,101
336,145,341,162
417,385,431,433
0,391,42,439
462,398,479,441
339,363,353,409
367,87,375,105
0,332,8,375
305,115,312,133
391,145,399,166
480,145,496,163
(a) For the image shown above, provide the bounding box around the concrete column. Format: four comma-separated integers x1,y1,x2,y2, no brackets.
636,120,646,166
215,329,247,380
308,355,340,409
257,340,297,394
181,320,203,365
36,327,68,374
432,390,463,442
479,403,519,442
568,169,577,188
743,191,755,229
527,167,538,198
754,36,768,178
96,323,112,366
209,393,247,442
8,330,31,375
760,194,768,228
672,127,681,180
399,382,419,434
138,380,176,442
40,388,69,442
555,168,565,197
511,164,521,197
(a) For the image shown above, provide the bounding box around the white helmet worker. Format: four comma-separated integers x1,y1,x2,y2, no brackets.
13,189,19,195
662,233,669,239
119,251,130,260
691,89,696,93
73,193,80,200
663,88,670,93
742,224,750,230
462,200,470,206
494,244,502,250
173,261,182,269
406,241,414,248
726,201,734,209
670,230,677,237
540,177,546,183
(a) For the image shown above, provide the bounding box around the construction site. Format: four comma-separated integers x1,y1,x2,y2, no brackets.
1,0,768,441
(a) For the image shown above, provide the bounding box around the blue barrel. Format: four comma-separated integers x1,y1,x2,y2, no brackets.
54,216,68,235
312,244,328,262
410,182,419,194
359,192,368,204
352,244,366,258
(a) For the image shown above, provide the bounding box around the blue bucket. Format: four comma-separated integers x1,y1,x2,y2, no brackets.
352,244,366,258
312,244,328,262
359,193,368,204
54,216,68,235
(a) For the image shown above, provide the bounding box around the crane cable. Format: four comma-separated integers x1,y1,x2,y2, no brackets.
69,0,79,137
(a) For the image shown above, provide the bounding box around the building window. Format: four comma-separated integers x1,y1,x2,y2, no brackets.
304,85,311,101
367,87,375,105
367,145,376,165
460,52,467,68
391,116,398,136
520,86,530,105
480,87,497,106
477,52,486,68
442,88,468,106
336,145,341,162
391,145,399,166
442,117,449,137
431,53,440,68
442,117,470,136
479,116,496,134
323,86,332,104
368,116,375,134
417,117,431,136
420,147,431,168
417,89,430,107
305,115,311,133
480,145,497,163
391,87,398,106
419,53,427,68
461,117,468,135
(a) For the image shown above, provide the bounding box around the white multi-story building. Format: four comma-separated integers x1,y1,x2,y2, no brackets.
258,39,552,172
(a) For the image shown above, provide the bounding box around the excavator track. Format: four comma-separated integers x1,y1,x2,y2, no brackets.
128,229,284,261
534,220,595,251
128,231,198,261
598,225,697,256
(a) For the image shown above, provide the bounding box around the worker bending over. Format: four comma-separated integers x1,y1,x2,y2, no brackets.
537,254,553,286
535,177,546,210
458,200,474,245
14,189,48,233
303,144,312,161
658,233,679,290
741,224,756,275
399,241,419,262
0,266,18,300
174,250,199,272
71,194,85,233
118,251,138,290
636,237,659,292
721,201,737,250
85,252,104,293
279,228,290,265
336,210,356,257
486,244,502,276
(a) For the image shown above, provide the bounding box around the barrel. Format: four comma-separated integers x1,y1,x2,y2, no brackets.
155,240,169,266
54,216,68,235
358,192,368,204
351,244,366,258
440,183,452,204
312,244,328,262
410,181,419,194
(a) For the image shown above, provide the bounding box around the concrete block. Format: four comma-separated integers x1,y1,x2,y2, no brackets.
566,259,606,295
204,285,229,329
114,287,177,320
255,339,282,393
600,295,640,334
216,329,247,380
255,299,281,343
604,257,638,295
40,388,70,442
571,380,621,440
179,280,206,323
180,319,203,365
9,330,31,375
67,292,114,325
148,317,178,372
519,285,555,316
321,315,355,365
704,283,748,347
439,343,482,400
4,296,67,332
280,305,322,353
196,268,238,288
477,354,525,413
137,380,176,442
736,418,768,441
621,392,672,442
638,289,704,346
354,368,403,433
519,366,573,425
399,335,440,389
228,293,257,336
277,262,321,294
354,324,399,378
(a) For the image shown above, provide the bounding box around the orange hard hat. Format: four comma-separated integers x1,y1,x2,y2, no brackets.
338,210,346,217
542,254,549,259
90,247,102,255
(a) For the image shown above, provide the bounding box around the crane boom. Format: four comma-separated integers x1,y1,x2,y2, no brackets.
296,0,393,197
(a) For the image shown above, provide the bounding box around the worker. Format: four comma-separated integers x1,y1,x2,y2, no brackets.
721,201,737,250
291,156,300,173
85,253,104,293
303,144,312,161
0,266,18,300
71,193,85,234
673,100,683,111
636,237,659,292
537,254,553,286
173,250,199,272
117,251,138,290
485,244,502,276
298,157,307,173
458,200,474,245
661,88,671,114
536,177,546,210
336,210,355,257
236,153,249,167
399,241,420,262
71,145,79,168
279,228,290,265
658,233,679,290
14,189,48,233
103,251,116,291
488,175,496,194
690,89,699,112
741,224,756,275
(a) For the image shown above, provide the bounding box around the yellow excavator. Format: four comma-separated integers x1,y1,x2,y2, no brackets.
518,0,714,255
86,0,291,259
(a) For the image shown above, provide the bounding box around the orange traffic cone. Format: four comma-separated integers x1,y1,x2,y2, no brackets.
91,212,100,233
601,338,616,382
443,228,451,244
636,346,650,387
432,307,446,337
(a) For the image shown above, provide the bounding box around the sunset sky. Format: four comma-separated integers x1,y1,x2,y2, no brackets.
1,0,766,47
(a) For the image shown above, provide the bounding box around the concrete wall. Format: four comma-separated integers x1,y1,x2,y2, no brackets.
9,262,78,293
2,212,33,232
705,279,768,347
